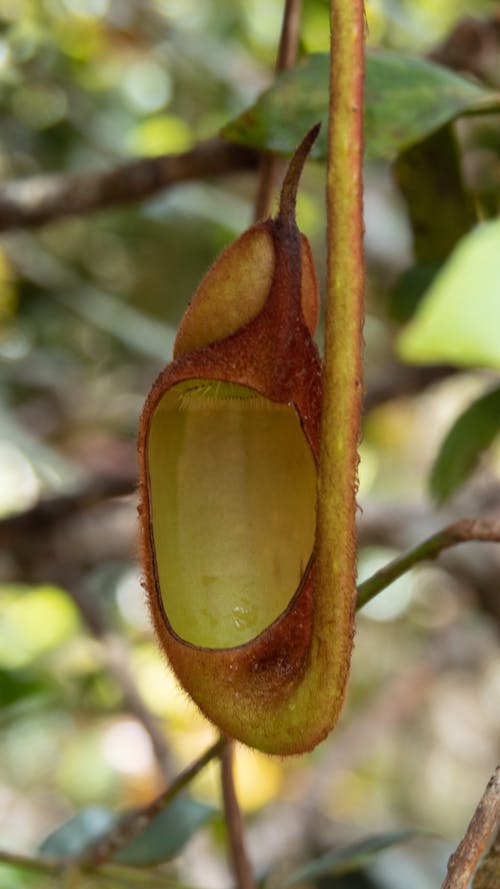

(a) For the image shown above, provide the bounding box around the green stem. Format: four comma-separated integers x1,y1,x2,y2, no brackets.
0,849,63,875
356,518,500,610
0,850,209,889
315,0,365,719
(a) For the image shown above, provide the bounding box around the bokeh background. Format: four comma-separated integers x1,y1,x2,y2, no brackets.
0,1,499,887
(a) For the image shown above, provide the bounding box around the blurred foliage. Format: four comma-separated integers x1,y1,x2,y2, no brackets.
222,50,500,160
398,218,500,368
0,2,499,889
429,384,500,502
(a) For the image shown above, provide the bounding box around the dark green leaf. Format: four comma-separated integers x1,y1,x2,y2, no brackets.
115,797,215,866
274,830,419,889
0,667,49,709
430,385,500,502
39,807,115,858
393,125,476,264
389,263,442,324
39,798,215,867
222,51,498,162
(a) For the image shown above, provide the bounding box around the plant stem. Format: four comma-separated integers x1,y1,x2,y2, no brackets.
441,767,500,889
356,518,500,609
0,140,256,232
473,823,500,889
254,0,303,220
80,736,227,868
220,742,255,889
0,849,63,875
315,0,365,718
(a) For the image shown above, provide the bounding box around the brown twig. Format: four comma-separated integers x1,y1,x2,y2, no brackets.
0,474,135,548
0,740,227,881
429,14,500,85
0,139,257,232
220,742,255,889
473,822,500,889
253,0,303,221
364,362,458,413
357,518,500,609
0,848,213,886
441,766,500,889
80,736,226,869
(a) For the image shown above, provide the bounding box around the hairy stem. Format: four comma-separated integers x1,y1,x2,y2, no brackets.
357,518,500,609
315,0,365,715
220,742,255,889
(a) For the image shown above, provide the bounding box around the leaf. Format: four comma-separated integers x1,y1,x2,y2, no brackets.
388,263,441,324
430,385,500,503
393,125,476,265
39,807,115,858
274,830,419,889
222,51,499,162
39,798,215,867
0,666,49,709
397,219,500,369
114,797,215,866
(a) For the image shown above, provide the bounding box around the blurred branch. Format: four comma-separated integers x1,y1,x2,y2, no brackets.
0,849,62,875
0,849,207,887
429,13,500,85
441,766,500,889
80,735,226,869
305,627,477,808
0,14,496,237
364,362,459,414
220,742,255,889
253,0,303,221
3,235,175,361
0,741,225,881
0,474,135,549
71,583,175,784
0,478,173,780
357,518,500,609
473,823,500,889
0,139,257,232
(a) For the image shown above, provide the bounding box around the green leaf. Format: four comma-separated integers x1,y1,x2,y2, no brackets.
388,263,441,324
39,806,115,858
430,385,500,502
39,798,215,867
114,797,215,866
393,125,476,265
397,219,500,369
222,51,499,161
273,830,419,888
0,666,49,709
